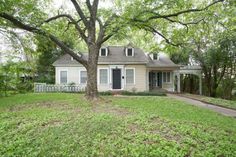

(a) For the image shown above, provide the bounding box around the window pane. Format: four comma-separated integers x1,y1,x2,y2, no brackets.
126,69,134,84
167,72,171,82
100,69,108,84
60,71,67,84
101,48,106,56
153,54,158,60
80,71,87,84
127,48,133,56
163,72,166,83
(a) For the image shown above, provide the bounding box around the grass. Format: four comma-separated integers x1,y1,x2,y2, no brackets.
184,93,236,110
0,93,236,156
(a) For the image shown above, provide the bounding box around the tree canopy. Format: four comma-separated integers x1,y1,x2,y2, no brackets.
0,0,234,99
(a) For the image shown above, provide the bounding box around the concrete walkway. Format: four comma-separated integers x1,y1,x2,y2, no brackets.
167,94,236,118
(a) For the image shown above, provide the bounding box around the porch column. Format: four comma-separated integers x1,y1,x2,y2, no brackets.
172,72,176,92
177,72,180,93
199,74,202,95
146,70,149,91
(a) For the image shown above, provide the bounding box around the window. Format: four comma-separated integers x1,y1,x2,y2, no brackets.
163,72,171,83
71,57,74,61
153,53,158,60
126,48,134,56
100,48,108,56
99,69,108,84
80,71,87,84
126,69,135,84
60,71,67,84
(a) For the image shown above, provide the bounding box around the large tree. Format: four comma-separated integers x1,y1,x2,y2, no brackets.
163,0,236,97
0,0,224,99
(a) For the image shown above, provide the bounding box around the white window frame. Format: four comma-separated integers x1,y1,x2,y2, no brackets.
59,69,68,84
125,47,134,56
125,68,135,85
79,70,87,84
99,47,108,56
98,68,109,85
162,72,171,83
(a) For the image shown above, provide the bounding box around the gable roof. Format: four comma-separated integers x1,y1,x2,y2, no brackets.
146,53,180,68
53,46,179,68
53,53,87,66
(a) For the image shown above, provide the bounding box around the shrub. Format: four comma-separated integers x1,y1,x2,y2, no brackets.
99,91,113,96
121,91,166,96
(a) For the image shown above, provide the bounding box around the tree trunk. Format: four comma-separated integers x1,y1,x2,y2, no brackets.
210,84,217,97
210,65,218,97
85,45,99,99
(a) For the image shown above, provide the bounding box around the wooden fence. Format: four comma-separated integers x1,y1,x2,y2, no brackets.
34,83,86,93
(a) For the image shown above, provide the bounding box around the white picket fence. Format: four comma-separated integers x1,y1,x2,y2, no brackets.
34,83,86,93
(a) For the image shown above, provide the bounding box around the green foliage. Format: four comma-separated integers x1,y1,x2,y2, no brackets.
35,36,63,84
121,91,166,96
0,93,235,156
99,91,113,96
0,62,33,97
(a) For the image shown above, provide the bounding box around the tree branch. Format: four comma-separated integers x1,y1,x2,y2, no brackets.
96,17,104,45
86,0,92,14
44,14,72,23
163,17,204,32
150,28,180,47
97,14,119,45
100,27,120,44
133,22,180,47
133,0,224,22
70,0,89,27
0,12,88,67
92,0,99,17
44,13,88,43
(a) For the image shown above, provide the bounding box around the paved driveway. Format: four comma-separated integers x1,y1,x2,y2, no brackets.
167,94,236,118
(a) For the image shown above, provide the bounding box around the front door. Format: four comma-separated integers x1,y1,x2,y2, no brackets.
157,72,162,88
112,69,121,89
149,71,162,89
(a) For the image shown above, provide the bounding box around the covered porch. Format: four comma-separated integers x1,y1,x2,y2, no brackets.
174,65,202,95
146,65,202,95
146,67,178,92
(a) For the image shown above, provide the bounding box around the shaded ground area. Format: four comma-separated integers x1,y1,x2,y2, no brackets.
0,93,236,156
168,94,236,117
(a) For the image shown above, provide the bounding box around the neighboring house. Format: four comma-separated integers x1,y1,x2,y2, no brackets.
53,45,181,92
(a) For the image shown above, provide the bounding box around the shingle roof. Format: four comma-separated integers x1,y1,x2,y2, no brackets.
146,53,180,68
98,46,148,64
53,46,179,68
52,53,86,66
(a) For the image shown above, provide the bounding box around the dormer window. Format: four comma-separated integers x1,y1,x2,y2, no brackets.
100,47,108,56
126,48,134,56
71,57,74,61
153,53,158,60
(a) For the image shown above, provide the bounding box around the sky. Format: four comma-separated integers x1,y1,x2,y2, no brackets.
53,0,114,10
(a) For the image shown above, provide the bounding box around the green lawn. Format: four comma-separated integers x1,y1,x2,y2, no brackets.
0,93,236,156
184,94,236,110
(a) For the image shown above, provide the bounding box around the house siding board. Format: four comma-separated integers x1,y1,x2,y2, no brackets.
97,65,110,91
55,65,147,92
56,66,86,85
124,65,147,92
162,71,174,92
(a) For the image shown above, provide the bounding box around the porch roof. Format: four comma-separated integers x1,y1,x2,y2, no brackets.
146,58,180,69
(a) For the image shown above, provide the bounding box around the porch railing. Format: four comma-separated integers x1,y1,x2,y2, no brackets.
34,83,86,93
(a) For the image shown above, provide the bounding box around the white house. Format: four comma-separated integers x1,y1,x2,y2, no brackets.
53,45,181,92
